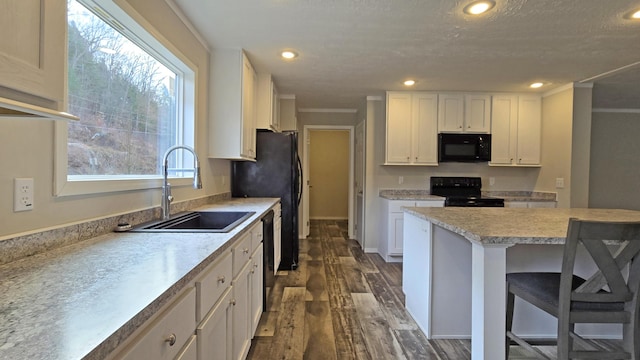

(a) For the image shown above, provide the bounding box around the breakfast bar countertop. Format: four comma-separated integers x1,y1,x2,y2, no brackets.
403,207,640,245
0,198,278,360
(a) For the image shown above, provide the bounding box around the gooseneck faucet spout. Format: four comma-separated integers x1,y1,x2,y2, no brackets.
162,145,202,220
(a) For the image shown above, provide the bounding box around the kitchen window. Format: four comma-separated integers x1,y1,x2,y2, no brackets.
55,0,196,196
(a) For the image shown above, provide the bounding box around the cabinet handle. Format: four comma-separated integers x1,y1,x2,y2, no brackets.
243,248,249,254
467,125,471,128
231,299,237,306
254,263,259,268
217,275,226,284
165,333,177,346
251,269,255,274
459,125,463,129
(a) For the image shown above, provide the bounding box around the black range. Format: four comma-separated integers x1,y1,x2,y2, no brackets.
430,176,504,207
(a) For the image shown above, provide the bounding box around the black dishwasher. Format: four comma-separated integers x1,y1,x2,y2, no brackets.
262,210,275,311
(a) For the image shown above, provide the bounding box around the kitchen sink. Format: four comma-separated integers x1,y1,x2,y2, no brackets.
131,211,255,233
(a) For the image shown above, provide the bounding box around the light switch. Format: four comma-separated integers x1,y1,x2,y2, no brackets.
555,178,565,189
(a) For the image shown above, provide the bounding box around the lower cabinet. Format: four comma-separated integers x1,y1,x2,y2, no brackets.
380,198,444,262
115,288,197,360
112,210,274,360
232,260,252,360
197,287,233,360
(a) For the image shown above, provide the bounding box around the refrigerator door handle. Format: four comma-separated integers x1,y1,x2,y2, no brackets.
296,154,303,206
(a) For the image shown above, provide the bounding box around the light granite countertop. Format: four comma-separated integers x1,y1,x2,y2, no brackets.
0,198,279,360
404,207,640,245
379,189,444,201
379,189,556,202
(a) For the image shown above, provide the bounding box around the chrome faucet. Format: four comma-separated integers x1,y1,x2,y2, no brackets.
162,145,202,220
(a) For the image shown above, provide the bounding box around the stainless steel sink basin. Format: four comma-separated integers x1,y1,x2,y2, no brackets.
131,211,255,233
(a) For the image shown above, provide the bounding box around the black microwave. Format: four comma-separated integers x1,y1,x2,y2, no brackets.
438,133,491,162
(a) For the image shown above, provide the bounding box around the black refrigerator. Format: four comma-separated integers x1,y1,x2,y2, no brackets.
231,130,301,270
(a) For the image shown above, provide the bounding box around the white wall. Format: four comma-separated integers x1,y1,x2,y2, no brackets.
0,0,230,238
589,111,640,210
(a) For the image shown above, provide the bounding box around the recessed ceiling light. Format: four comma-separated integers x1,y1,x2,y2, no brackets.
530,82,544,89
281,51,298,59
624,8,640,19
404,80,416,86
463,1,496,15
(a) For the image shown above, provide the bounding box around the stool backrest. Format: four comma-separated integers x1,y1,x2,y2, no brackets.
560,219,640,310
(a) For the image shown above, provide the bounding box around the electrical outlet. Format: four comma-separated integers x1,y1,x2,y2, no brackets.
398,176,404,185
14,178,34,212
555,177,565,189
489,177,495,186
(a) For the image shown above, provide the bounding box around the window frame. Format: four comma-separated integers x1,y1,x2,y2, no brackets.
55,0,198,197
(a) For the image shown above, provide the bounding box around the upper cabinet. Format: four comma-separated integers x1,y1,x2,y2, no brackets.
209,49,257,160
490,95,542,167
385,92,438,165
279,95,297,131
0,0,77,120
256,73,280,132
438,94,491,133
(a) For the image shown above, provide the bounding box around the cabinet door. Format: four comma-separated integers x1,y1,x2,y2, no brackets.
232,263,252,360
412,93,438,164
250,243,264,336
464,94,491,133
386,92,412,163
197,288,233,360
437,94,464,132
271,84,280,131
516,96,542,165
241,53,257,159
0,0,64,104
490,95,518,165
390,212,404,255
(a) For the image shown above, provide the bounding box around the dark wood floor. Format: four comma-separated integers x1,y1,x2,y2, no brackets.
246,220,623,360
246,219,471,360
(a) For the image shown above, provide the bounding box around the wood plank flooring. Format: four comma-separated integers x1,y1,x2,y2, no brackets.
247,220,470,360
247,219,606,360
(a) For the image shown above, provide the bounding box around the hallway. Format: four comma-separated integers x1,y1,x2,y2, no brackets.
246,220,471,360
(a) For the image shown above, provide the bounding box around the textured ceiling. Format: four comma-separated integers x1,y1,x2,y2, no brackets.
173,0,640,110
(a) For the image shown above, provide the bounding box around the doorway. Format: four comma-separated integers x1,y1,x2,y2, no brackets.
302,126,354,239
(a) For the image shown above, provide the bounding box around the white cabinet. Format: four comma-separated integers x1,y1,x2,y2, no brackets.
250,243,264,336
115,288,196,360
490,95,542,166
279,96,297,131
232,260,252,360
0,0,65,109
197,288,233,360
385,92,438,165
209,49,257,160
380,198,444,262
256,74,280,132
438,93,491,133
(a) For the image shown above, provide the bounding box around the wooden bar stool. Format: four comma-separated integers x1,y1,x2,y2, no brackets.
506,218,640,360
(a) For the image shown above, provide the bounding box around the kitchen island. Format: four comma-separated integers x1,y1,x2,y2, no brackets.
402,207,640,360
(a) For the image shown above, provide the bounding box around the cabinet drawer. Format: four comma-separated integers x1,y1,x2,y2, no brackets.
232,233,253,278
196,251,232,322
251,222,263,251
116,288,196,360
389,201,416,213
